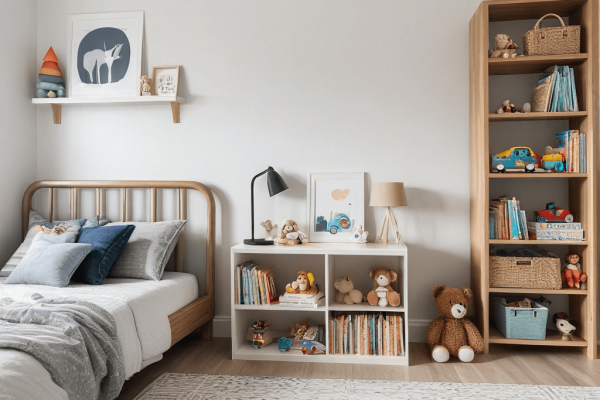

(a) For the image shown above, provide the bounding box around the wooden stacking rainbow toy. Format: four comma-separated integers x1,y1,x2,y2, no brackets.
37,47,65,98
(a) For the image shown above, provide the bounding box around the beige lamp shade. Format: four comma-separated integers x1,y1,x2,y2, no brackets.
370,182,408,207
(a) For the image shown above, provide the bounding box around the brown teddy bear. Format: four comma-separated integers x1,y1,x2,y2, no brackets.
425,285,484,363
277,219,306,245
334,276,363,304
366,268,401,307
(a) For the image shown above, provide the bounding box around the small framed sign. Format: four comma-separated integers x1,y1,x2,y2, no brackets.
151,65,180,96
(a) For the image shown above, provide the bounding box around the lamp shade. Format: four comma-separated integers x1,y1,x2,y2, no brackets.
267,167,289,196
370,182,408,207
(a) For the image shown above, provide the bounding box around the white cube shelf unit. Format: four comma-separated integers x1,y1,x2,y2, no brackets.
231,243,409,365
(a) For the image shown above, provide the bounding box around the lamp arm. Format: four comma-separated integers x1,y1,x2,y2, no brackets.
250,167,272,240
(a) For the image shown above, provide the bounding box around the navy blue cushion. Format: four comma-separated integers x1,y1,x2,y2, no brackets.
73,225,136,285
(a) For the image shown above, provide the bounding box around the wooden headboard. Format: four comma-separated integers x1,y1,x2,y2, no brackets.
21,180,216,301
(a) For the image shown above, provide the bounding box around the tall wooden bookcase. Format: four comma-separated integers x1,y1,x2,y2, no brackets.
470,0,598,359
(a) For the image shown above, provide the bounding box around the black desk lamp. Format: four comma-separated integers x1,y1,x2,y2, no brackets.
244,166,289,245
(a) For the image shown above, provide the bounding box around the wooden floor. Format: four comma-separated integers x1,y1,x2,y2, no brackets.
117,337,600,399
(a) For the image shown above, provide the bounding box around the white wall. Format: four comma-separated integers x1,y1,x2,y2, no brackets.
0,0,37,264
34,0,483,338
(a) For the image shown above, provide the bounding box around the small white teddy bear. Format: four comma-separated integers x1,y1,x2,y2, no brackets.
350,225,368,243
260,220,279,240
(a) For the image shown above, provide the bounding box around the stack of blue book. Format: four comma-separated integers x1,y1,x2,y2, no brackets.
536,65,579,112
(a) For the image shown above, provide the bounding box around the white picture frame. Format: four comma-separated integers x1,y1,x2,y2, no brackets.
151,65,180,96
307,172,365,243
67,11,144,97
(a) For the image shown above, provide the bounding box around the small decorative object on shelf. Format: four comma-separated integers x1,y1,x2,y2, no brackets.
541,146,565,172
367,268,400,307
290,319,311,340
489,34,519,58
277,337,292,352
523,14,580,56
491,147,541,173
333,276,363,305
140,75,151,96
350,224,368,243
535,202,573,223
260,220,278,241
251,320,270,349
37,47,65,98
426,286,484,363
151,65,181,97
553,312,577,341
522,102,531,113
277,220,306,245
370,182,408,245
285,270,318,295
562,253,587,289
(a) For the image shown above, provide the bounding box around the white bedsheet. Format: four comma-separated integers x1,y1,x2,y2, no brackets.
0,271,198,400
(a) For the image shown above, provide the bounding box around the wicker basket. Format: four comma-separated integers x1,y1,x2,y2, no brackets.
523,14,580,56
491,297,548,340
489,251,561,289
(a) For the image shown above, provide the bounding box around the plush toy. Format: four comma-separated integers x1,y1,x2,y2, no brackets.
366,268,401,307
553,312,577,341
290,318,310,339
562,253,587,289
260,220,279,240
489,34,519,58
350,225,368,243
140,75,151,96
286,270,318,295
277,219,306,245
334,276,363,305
425,285,484,363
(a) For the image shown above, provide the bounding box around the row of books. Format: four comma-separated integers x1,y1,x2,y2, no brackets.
328,312,404,356
489,197,528,240
279,291,325,309
234,261,278,305
556,130,586,173
528,221,584,241
533,65,578,112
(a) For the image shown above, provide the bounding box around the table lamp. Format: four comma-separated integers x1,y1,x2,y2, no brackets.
370,182,408,245
244,167,289,245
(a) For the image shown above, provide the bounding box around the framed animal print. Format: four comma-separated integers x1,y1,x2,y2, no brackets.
151,66,180,97
67,12,144,97
307,172,365,243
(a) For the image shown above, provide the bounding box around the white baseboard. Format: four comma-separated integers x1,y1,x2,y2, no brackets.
213,314,430,343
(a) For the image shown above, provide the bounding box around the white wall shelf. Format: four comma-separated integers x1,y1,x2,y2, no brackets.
231,242,409,365
31,95,185,124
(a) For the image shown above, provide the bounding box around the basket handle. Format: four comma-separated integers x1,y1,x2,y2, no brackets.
534,13,567,30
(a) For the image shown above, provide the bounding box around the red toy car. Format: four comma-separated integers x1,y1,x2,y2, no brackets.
535,202,574,223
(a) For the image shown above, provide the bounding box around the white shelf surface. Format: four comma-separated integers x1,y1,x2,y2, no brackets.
328,302,405,313
232,242,407,256
32,95,185,106
233,342,408,366
234,304,326,312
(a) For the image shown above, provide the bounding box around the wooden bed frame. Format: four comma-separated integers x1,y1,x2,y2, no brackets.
21,180,215,345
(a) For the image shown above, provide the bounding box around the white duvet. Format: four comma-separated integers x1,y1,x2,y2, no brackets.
0,272,198,400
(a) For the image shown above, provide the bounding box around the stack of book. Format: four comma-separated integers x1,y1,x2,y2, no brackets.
532,65,578,112
527,222,584,241
328,312,404,356
234,261,278,305
489,197,528,240
279,292,325,308
556,130,586,173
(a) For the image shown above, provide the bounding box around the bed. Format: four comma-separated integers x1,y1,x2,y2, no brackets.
0,180,215,399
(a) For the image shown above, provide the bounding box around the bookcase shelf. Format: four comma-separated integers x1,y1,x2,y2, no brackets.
470,0,597,359
230,243,408,365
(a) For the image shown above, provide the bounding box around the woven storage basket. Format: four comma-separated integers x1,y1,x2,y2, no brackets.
489,252,561,289
523,14,580,56
491,297,548,340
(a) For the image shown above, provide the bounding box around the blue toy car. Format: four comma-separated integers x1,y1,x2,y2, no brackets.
491,146,542,173
327,212,353,234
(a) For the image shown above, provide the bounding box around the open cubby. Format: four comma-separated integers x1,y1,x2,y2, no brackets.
470,0,597,359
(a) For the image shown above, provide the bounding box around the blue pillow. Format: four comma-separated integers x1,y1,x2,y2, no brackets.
73,225,136,285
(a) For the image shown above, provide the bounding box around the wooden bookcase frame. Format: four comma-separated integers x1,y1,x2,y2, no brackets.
470,0,598,359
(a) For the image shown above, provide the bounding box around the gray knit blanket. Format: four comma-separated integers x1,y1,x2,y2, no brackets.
0,294,125,400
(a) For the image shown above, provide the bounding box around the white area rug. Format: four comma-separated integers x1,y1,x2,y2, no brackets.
134,373,600,400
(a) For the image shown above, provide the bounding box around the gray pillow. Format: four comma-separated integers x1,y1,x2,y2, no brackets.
5,228,91,287
106,220,186,280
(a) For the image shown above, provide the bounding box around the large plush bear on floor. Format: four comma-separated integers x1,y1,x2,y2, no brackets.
425,285,484,363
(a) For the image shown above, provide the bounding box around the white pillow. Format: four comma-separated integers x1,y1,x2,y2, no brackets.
1,227,43,277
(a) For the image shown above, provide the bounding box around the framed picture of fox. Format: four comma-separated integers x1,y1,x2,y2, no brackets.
68,12,143,97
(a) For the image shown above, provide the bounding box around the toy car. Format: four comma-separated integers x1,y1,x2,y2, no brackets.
535,202,574,223
327,212,353,234
492,146,542,173
542,153,565,172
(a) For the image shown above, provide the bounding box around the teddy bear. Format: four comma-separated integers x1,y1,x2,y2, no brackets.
425,285,484,363
489,34,519,58
260,220,278,240
286,270,318,295
290,318,310,339
334,276,363,305
277,219,306,245
366,268,401,307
